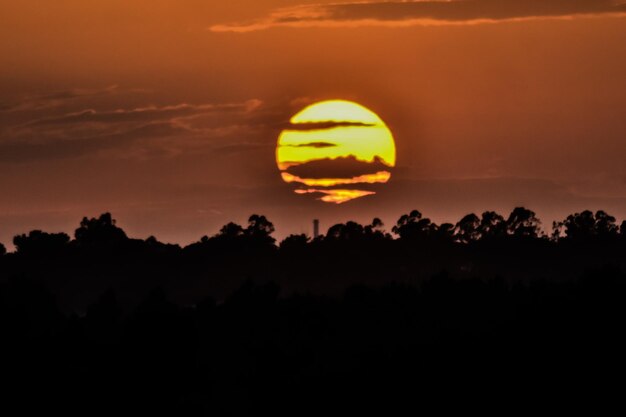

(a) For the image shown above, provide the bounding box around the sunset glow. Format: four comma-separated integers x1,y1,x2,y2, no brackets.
3,0,626,250
281,171,392,187
294,188,376,204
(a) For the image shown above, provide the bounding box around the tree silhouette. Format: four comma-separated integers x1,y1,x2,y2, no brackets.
392,210,435,240
455,213,480,243
432,223,455,243
245,214,276,245
327,221,366,241
593,210,618,238
13,230,70,256
506,207,541,238
217,222,245,239
554,210,619,241
75,213,128,245
365,218,388,239
279,234,310,251
478,211,507,240
324,218,390,242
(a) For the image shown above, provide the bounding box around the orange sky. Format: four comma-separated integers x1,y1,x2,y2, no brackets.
1,1,626,246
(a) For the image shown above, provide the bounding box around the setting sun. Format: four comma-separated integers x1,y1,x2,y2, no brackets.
276,100,396,204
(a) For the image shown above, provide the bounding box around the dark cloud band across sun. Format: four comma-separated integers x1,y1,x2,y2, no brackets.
210,0,626,32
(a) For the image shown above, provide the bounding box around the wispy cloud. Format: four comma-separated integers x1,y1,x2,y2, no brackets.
210,0,626,33
0,98,265,163
0,85,120,113
25,101,262,127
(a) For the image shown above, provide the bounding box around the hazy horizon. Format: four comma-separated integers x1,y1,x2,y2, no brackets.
2,1,626,248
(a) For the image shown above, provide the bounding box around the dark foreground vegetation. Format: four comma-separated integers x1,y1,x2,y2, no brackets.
2,208,626,414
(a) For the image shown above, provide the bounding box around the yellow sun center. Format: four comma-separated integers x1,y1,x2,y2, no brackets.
276,100,396,204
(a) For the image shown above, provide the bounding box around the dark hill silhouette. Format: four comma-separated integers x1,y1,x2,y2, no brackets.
2,207,626,414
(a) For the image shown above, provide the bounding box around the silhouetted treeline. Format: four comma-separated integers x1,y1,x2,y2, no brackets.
1,208,626,413
2,208,626,311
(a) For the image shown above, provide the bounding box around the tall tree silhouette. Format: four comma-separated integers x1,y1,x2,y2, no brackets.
478,211,507,240
595,210,619,237
506,207,541,238
245,214,276,245
455,213,480,243
393,210,435,240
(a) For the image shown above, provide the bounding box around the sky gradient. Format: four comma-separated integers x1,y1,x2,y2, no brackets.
2,0,626,247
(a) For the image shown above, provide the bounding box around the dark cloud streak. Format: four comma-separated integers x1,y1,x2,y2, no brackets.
0,122,186,163
286,155,391,178
211,0,626,32
282,142,338,148
0,99,265,163
330,0,626,22
26,102,259,127
286,121,376,130
0,85,120,113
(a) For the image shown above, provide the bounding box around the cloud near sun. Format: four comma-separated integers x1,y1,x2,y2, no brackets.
0,95,265,163
210,0,626,32
277,100,396,204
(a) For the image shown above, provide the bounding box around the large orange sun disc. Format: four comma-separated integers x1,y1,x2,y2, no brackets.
276,100,396,204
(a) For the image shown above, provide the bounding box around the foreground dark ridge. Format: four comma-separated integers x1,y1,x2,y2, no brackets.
2,208,626,413
2,266,625,413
